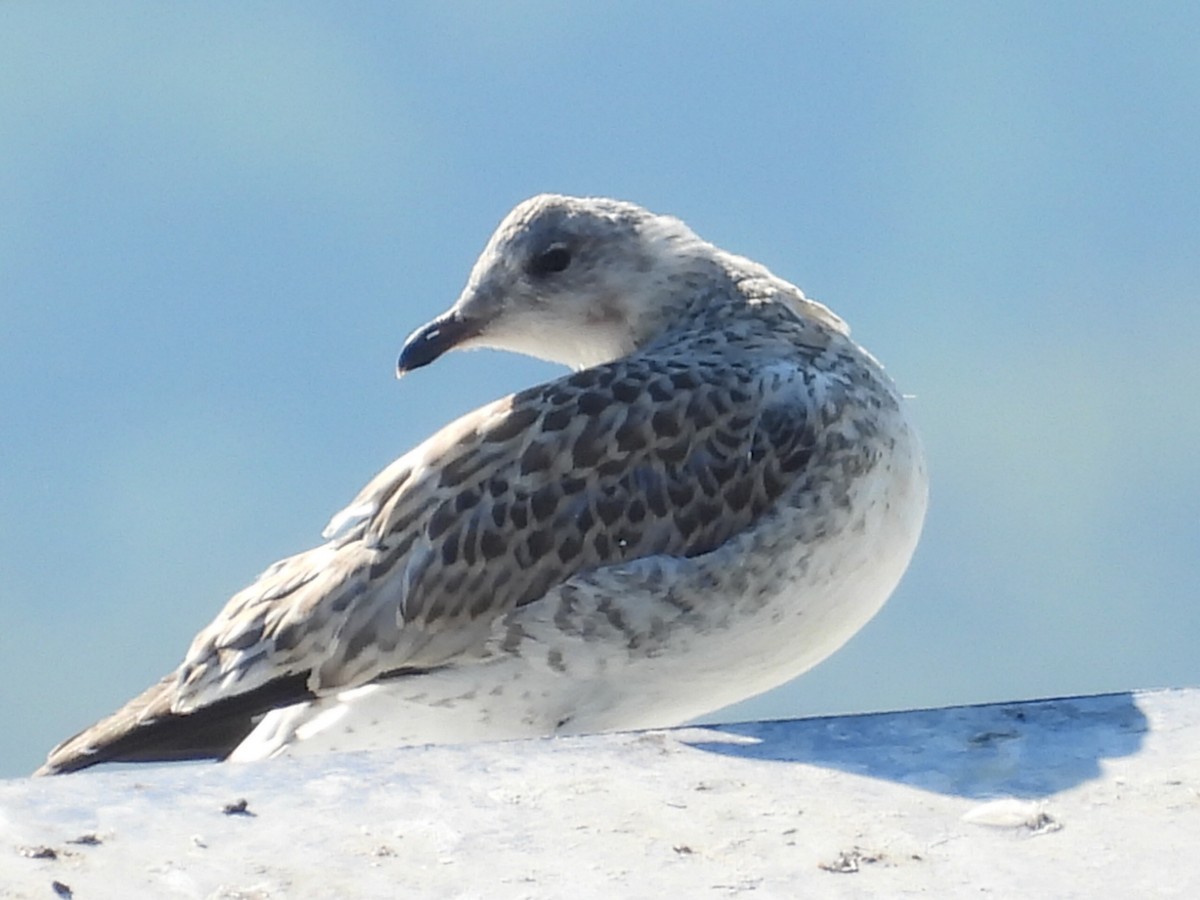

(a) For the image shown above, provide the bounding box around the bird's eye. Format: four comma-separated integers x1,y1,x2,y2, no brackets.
528,243,572,277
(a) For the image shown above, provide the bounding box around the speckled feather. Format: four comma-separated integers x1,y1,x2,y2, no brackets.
39,194,925,774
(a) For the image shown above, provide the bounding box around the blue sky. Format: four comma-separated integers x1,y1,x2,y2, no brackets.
2,3,1198,777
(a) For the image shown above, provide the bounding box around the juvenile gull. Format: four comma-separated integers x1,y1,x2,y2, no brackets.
38,194,927,775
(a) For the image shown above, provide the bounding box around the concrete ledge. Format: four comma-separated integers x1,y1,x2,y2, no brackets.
2,688,1196,898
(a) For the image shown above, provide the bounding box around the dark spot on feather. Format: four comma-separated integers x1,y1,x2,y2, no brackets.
444,588,470,621
510,500,529,529
557,533,582,563
471,591,496,619
628,498,646,523
675,510,699,538
659,440,690,464
612,379,642,403
272,623,303,653
224,622,264,651
713,428,742,450
454,488,481,512
685,397,715,428
710,457,740,485
647,379,673,402
597,495,624,525
594,533,610,556
461,516,480,565
520,441,555,475
575,506,595,531
488,476,509,497
572,435,604,468
562,475,587,494
484,405,540,443
481,529,507,560
578,391,607,415
596,458,626,477
615,423,648,452
686,533,722,557
645,482,669,517
696,467,721,497
724,479,752,512
651,410,681,437
526,529,554,559
454,424,482,448
425,593,449,622
763,467,787,499
441,569,467,597
438,449,495,489
569,369,599,389
387,531,418,563
386,499,434,538
364,556,388,585
531,485,558,522
491,560,515,589
670,371,701,390
667,482,694,507
490,501,507,528
781,446,812,473
427,500,457,540
541,406,574,432
728,414,755,432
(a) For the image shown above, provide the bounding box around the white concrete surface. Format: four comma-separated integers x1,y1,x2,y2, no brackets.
2,688,1197,898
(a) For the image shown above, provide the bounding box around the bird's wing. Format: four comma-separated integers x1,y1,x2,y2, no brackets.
177,351,822,700
41,348,827,773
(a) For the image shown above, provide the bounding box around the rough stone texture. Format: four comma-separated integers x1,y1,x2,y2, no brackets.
4,689,1196,898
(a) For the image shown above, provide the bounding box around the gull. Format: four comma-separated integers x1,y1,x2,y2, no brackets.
38,194,928,775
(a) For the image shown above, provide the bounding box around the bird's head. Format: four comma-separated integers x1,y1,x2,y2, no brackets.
397,194,714,375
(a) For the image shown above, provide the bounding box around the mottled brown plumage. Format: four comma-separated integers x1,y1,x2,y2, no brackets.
39,195,926,774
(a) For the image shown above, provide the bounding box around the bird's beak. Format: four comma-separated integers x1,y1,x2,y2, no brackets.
396,310,479,377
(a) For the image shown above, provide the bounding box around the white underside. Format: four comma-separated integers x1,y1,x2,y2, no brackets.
230,427,928,763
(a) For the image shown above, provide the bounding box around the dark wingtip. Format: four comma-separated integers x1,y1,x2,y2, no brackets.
35,672,316,775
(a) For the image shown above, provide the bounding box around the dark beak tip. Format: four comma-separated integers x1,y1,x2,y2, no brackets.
396,313,471,377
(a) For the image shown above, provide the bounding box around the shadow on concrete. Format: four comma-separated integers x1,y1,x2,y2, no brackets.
684,691,1148,799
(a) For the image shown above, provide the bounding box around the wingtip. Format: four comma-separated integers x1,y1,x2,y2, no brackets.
34,737,96,776
33,748,82,777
